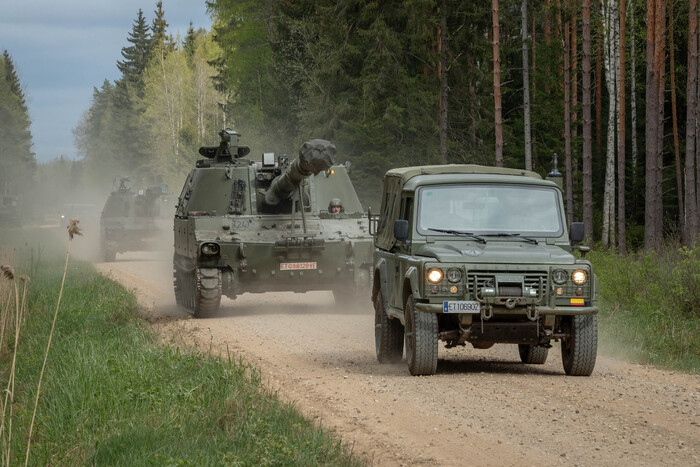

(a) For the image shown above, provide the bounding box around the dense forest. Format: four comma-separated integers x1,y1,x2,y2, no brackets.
2,0,699,252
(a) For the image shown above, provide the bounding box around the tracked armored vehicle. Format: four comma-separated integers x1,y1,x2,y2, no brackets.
173,129,373,317
100,179,173,262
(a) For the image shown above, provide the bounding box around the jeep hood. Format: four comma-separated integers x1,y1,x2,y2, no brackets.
413,242,575,265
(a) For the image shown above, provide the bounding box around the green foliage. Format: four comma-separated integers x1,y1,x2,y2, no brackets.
0,229,362,465
591,245,700,372
0,50,36,196
75,6,224,192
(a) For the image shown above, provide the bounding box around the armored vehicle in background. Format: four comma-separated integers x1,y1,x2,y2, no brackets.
0,196,21,227
173,129,373,317
371,164,598,376
100,179,173,262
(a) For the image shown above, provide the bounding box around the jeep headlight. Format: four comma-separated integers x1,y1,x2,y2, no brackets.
571,269,587,285
427,268,444,283
447,268,462,283
552,269,568,285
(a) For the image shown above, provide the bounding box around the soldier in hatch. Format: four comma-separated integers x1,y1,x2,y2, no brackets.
328,198,343,214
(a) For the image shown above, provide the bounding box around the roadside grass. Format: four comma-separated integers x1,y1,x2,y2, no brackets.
0,228,362,466
590,243,700,373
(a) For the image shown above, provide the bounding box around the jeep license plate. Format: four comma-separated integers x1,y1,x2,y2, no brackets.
443,301,480,313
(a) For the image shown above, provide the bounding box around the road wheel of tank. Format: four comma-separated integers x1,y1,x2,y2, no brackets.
193,268,222,319
561,315,598,376
374,291,404,363
404,295,438,376
518,344,549,364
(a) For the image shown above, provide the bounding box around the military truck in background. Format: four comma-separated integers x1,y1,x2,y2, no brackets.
173,129,373,317
100,179,173,262
0,196,22,227
371,164,598,376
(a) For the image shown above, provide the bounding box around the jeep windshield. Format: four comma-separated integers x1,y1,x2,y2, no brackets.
417,184,563,237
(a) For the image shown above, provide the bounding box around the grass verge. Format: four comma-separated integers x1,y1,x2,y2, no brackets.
0,228,362,466
591,244,700,373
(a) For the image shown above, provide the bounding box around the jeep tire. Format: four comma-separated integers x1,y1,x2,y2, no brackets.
561,315,598,376
404,295,438,376
375,291,404,363
518,344,549,364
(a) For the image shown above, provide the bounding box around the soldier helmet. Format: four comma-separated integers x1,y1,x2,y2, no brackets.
328,198,343,212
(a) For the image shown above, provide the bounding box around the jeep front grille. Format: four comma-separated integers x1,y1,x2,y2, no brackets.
467,270,548,298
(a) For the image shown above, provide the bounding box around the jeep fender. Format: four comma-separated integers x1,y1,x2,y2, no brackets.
402,266,421,306
372,258,390,302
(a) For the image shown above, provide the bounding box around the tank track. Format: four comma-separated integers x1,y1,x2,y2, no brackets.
194,268,222,318
173,262,221,318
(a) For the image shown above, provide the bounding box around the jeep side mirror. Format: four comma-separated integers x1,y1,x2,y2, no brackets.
569,222,585,246
394,219,409,242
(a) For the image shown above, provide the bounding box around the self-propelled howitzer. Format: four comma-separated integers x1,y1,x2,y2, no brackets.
173,130,373,317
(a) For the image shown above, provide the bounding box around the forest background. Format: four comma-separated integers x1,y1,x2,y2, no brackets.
1,0,699,252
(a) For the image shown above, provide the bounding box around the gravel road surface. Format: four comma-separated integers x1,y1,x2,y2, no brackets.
94,251,699,467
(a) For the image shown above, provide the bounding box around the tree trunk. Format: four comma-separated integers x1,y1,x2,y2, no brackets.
617,0,627,254
596,9,603,159
439,1,448,164
645,0,665,252
602,0,618,249
582,0,594,243
564,1,574,223
630,0,638,202
685,0,699,245
668,0,684,240
523,0,533,170
654,0,666,244
493,0,504,167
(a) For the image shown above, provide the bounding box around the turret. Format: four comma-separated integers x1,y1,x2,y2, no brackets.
264,139,336,206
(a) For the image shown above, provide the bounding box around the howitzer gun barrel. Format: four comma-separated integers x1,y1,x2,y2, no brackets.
264,139,336,206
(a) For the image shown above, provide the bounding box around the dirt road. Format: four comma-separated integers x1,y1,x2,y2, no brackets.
94,252,699,466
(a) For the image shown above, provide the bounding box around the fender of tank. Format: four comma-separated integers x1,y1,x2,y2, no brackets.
173,129,374,317
100,178,174,262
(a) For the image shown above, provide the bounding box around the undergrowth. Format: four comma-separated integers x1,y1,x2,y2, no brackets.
0,228,362,466
590,243,700,373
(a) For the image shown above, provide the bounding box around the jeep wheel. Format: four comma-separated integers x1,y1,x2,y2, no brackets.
561,315,598,376
518,344,549,364
374,291,403,363
404,295,438,376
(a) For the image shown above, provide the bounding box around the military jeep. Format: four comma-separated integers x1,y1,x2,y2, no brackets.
370,164,598,376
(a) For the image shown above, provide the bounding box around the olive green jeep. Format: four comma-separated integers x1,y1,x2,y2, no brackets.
370,164,598,376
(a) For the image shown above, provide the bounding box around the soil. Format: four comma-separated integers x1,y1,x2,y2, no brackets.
94,251,700,467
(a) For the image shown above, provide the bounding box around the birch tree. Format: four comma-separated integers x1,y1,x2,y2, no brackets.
601,0,618,249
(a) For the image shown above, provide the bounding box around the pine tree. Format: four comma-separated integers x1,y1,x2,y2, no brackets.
117,9,152,91
0,50,35,195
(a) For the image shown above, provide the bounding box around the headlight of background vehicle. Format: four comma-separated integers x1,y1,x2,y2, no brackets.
447,268,462,283
201,242,220,256
571,269,587,285
427,268,444,283
552,269,568,285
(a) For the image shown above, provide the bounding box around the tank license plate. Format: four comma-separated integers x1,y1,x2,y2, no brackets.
443,301,480,313
280,262,317,271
